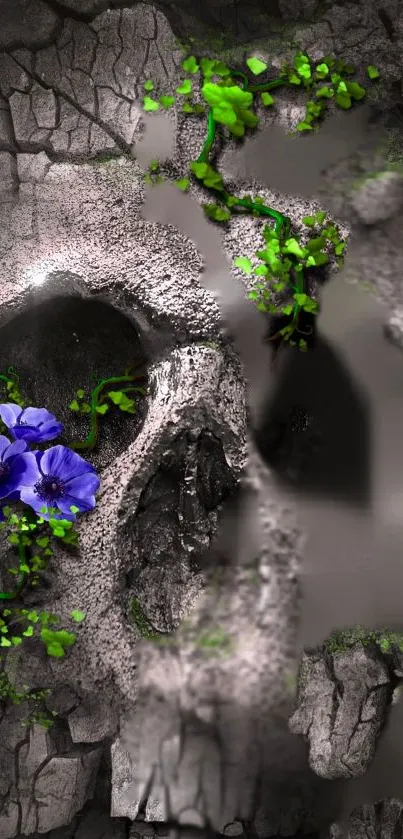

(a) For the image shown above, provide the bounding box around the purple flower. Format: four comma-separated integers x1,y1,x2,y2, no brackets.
15,445,100,521
0,435,37,501
0,403,63,444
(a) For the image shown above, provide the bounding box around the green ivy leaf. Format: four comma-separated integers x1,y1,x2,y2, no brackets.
69,399,80,411
284,238,305,257
254,264,269,276
158,94,174,108
296,121,313,132
335,241,346,255
23,625,34,637
288,73,301,85
281,304,293,315
367,65,380,80
143,80,154,92
234,256,253,275
261,92,274,106
142,96,160,111
182,102,195,113
302,215,316,227
345,81,366,101
335,91,352,109
306,236,326,252
203,203,231,222
246,57,268,75
306,252,329,267
71,610,86,623
107,390,123,405
76,389,85,398
181,55,199,74
0,638,11,647
315,63,329,79
315,85,334,99
294,53,312,80
174,177,190,191
176,79,193,95
95,404,109,415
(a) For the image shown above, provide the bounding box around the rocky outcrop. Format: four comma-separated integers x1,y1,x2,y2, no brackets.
289,645,392,779
1,0,403,837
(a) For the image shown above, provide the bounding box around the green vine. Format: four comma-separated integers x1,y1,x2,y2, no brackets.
140,52,380,351
0,362,147,725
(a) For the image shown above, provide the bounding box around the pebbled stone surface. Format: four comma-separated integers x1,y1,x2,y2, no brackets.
1,0,403,837
289,644,392,779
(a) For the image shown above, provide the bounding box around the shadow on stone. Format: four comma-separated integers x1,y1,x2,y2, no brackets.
125,429,238,634
253,332,372,507
0,296,148,473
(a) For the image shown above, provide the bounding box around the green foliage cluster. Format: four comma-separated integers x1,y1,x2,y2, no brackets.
0,363,147,727
68,362,147,451
139,50,380,349
325,626,403,655
0,672,57,729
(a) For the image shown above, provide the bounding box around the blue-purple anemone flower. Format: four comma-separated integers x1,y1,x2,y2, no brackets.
0,435,35,501
14,445,100,521
0,403,63,444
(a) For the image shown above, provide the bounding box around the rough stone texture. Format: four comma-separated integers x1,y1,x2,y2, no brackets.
111,445,338,835
0,0,403,837
330,799,403,839
289,645,392,779
384,306,403,351
0,704,103,838
349,171,403,226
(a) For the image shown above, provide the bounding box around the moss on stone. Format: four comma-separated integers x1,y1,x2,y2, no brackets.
324,626,403,656
129,597,158,640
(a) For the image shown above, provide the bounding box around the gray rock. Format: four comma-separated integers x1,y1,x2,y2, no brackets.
113,444,312,832
349,171,403,225
68,695,119,743
384,307,403,350
289,645,392,779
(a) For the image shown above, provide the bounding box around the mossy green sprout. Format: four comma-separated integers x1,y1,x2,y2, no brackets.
129,596,158,640
68,359,148,450
140,52,379,351
324,626,403,656
0,671,57,729
194,626,234,657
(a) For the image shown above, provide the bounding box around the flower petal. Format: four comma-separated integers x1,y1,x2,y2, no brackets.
0,435,13,458
9,452,42,490
64,472,100,498
3,439,29,459
57,493,96,516
34,419,63,439
40,445,96,480
18,487,49,517
0,403,23,428
19,406,59,426
12,425,42,442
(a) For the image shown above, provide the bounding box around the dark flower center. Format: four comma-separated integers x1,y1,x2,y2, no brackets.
0,463,10,481
34,475,66,501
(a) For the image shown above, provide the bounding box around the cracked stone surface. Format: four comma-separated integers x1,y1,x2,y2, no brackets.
289,644,392,780
112,446,336,834
1,0,403,837
0,695,103,837
329,798,403,839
